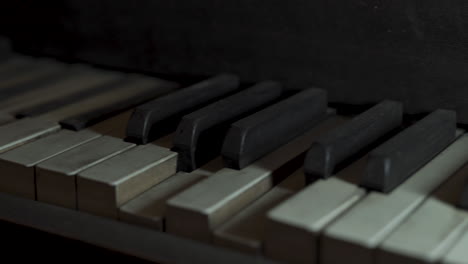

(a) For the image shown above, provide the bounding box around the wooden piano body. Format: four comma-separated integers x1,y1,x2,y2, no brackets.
1,2,468,264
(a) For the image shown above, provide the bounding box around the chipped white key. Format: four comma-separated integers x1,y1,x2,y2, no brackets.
76,144,177,218
36,136,135,209
0,130,100,199
376,163,468,264
321,133,468,264
0,117,60,153
119,158,224,230
264,156,367,264
165,116,346,242
213,170,305,254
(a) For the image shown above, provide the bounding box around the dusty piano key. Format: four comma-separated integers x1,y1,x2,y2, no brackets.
0,117,60,153
36,136,135,209
442,227,468,264
126,73,240,144
212,169,306,254
0,66,111,114
0,130,101,199
304,100,402,181
60,75,177,130
76,144,178,218
0,112,122,161
0,90,170,202
264,156,368,264
321,132,468,264
119,157,224,230
222,88,327,170
36,74,176,123
12,69,124,116
173,81,282,172
165,114,346,242
361,109,457,193
0,74,170,153
376,162,468,264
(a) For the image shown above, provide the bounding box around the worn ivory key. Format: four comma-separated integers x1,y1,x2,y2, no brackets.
36,136,135,209
376,162,468,264
76,144,178,218
165,114,345,242
321,132,468,264
264,155,367,264
0,130,101,199
119,158,225,230
213,169,306,254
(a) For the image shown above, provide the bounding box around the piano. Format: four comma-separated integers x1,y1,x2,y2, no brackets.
1,2,468,264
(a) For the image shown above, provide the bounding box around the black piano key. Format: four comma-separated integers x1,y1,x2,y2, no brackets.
60,77,178,130
126,74,240,144
304,100,403,182
0,37,11,61
361,109,457,193
222,88,328,170
173,81,283,172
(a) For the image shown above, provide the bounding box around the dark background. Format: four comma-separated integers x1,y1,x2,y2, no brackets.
2,0,468,122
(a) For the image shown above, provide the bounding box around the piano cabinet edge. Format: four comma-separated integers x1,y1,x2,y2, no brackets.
0,192,276,264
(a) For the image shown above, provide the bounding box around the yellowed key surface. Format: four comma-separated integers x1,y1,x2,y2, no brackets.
39,76,172,121
77,144,177,218
1,69,120,114
165,115,346,242
0,117,60,154
36,136,135,209
0,130,101,199
213,170,305,254
119,158,224,230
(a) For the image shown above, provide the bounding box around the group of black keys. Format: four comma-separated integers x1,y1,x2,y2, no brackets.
1,35,467,210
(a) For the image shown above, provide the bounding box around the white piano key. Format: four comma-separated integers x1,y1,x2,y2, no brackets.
321,132,468,264
0,60,63,91
377,202,468,264
213,170,305,254
264,156,367,264
1,69,120,114
36,136,135,209
442,226,468,264
119,158,224,230
76,144,177,218
0,130,101,199
376,163,468,264
214,188,293,254
38,74,162,121
0,117,60,153
165,116,346,242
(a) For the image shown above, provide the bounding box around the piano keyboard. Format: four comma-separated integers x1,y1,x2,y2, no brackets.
1,38,468,264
